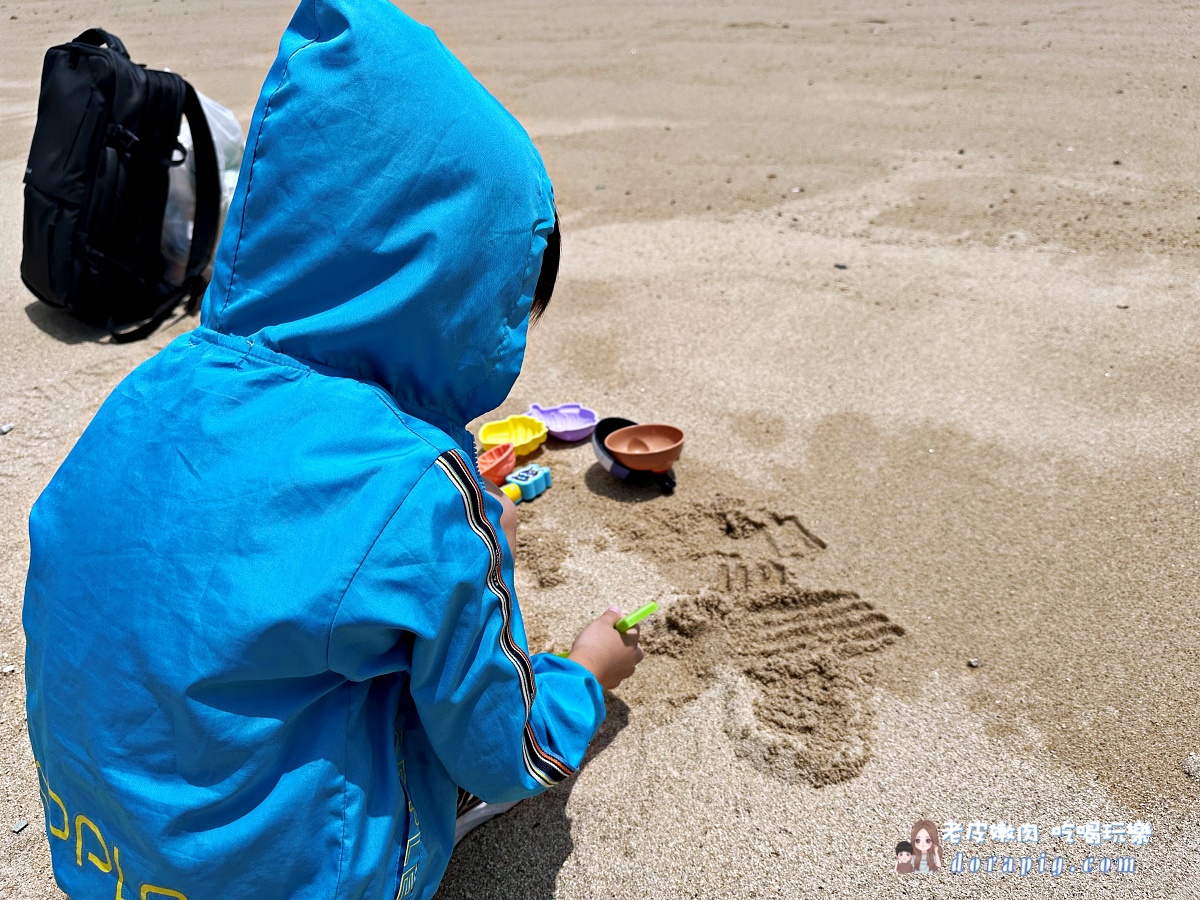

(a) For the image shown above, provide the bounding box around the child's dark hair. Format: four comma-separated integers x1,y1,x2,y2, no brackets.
530,213,560,323
895,841,914,855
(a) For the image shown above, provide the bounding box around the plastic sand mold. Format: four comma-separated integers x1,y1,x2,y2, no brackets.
592,417,677,494
500,483,523,504
528,403,598,442
476,442,515,486
505,463,552,501
615,601,658,633
554,601,660,656
479,414,548,457
604,423,684,473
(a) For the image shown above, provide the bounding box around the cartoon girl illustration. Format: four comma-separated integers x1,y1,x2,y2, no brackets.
910,819,942,873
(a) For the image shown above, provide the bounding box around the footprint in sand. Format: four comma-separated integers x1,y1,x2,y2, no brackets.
637,588,904,786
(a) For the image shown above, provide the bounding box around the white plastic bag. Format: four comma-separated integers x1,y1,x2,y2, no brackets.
161,89,244,285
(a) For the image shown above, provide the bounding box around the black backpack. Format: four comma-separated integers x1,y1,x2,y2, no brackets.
21,28,220,342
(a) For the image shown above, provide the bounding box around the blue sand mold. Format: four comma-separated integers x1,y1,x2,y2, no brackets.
506,464,552,500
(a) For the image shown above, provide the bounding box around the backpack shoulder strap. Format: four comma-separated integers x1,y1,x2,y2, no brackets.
180,81,221,299
109,80,221,344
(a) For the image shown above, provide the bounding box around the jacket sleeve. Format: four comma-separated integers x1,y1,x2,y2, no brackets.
328,449,606,802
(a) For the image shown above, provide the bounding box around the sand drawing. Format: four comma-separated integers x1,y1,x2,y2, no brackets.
526,477,905,785
713,507,827,592
638,587,904,785
593,493,831,597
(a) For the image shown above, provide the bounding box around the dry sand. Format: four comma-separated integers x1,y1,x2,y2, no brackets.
2,0,1199,897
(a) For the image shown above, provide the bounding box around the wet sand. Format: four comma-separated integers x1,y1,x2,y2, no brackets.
2,0,1198,896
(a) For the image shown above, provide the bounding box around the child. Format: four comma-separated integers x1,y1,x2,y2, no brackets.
22,2,642,898
894,840,916,874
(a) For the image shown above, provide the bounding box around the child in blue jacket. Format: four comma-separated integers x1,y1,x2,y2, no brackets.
22,2,643,897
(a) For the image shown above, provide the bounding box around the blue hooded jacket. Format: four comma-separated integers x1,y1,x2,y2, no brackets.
22,2,605,897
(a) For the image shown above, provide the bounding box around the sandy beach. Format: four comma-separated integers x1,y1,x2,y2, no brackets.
2,0,1199,896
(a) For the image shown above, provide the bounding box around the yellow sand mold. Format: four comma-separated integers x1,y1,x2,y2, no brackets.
479,414,548,457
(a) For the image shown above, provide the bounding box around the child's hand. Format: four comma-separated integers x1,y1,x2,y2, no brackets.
568,606,645,690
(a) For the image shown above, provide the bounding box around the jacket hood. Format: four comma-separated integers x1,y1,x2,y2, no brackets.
201,0,555,430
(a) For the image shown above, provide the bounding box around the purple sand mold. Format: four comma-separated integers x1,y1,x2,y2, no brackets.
528,403,598,442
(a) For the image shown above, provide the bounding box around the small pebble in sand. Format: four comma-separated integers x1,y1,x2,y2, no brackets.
967,658,981,668
834,263,848,270
1117,304,1129,309
1184,753,1200,780
12,820,28,834
0,423,13,435
1,665,16,675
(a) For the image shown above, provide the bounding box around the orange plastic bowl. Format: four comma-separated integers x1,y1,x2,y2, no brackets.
477,442,516,486
603,424,684,473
